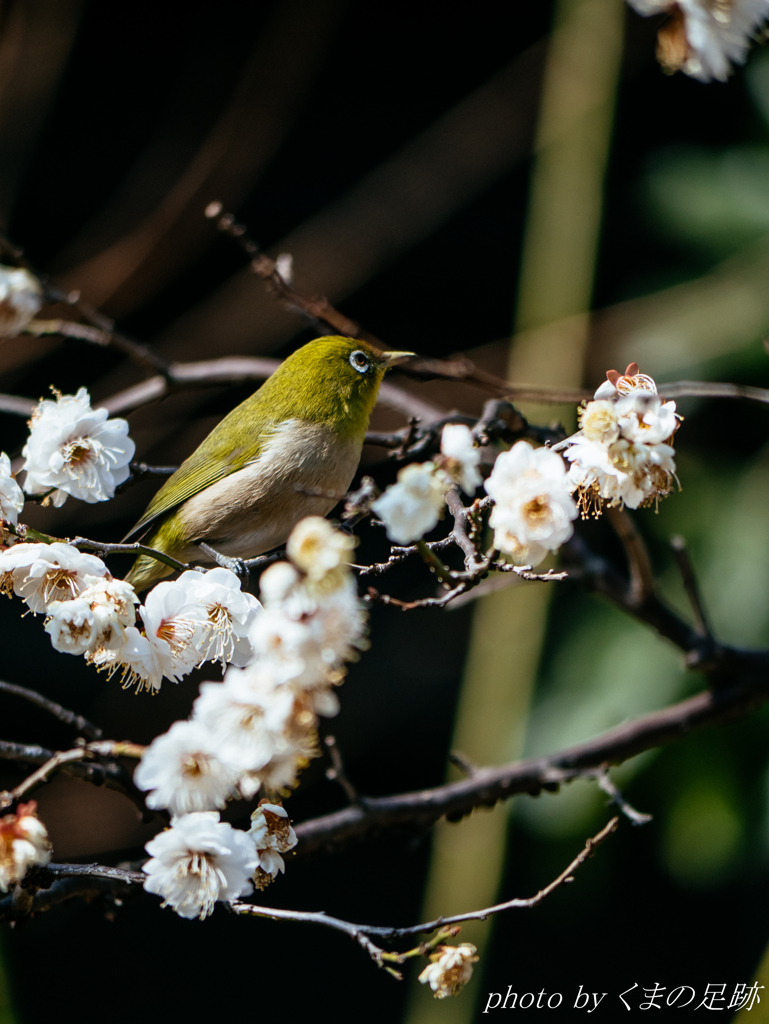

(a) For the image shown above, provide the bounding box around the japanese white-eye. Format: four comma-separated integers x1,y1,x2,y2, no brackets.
124,336,414,591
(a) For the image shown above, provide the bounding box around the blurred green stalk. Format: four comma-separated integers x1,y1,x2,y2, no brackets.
403,2,624,1020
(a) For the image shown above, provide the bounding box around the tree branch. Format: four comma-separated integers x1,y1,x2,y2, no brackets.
0,680,101,740
292,663,769,857
231,817,617,966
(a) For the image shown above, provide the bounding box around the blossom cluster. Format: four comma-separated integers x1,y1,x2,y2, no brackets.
565,365,680,518
372,423,481,544
0,801,51,893
484,441,577,566
0,542,260,692
419,943,479,999
137,516,364,918
628,0,769,82
22,387,135,507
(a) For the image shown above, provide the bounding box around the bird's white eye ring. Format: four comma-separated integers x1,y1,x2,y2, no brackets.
350,350,370,373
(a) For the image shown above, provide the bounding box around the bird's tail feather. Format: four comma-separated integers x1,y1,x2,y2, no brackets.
124,552,175,593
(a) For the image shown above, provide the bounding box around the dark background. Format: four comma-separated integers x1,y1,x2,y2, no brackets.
1,1,769,1020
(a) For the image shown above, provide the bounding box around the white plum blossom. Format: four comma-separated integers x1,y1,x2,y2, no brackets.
142,812,257,920
134,720,242,815
173,568,261,669
248,563,367,693
286,516,354,588
440,423,482,495
249,692,320,794
258,561,302,607
80,575,137,635
47,576,138,658
567,365,680,517
192,674,295,776
44,597,99,655
615,393,679,446
418,944,479,999
372,462,449,544
484,441,577,566
0,452,23,528
306,573,369,673
248,802,297,889
0,801,51,892
22,387,135,506
0,266,42,338
628,0,769,82
275,252,294,286
0,542,108,613
593,363,657,400
578,400,620,446
129,579,209,691
248,606,322,687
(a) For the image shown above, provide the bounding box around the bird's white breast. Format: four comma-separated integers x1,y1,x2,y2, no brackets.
177,418,361,560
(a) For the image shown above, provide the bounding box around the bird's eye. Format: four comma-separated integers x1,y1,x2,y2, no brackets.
350,350,370,374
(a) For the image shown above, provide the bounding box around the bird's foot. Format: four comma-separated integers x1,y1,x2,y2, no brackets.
197,542,251,590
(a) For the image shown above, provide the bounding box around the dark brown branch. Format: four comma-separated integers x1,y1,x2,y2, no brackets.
205,203,378,344
2,371,766,429
670,535,713,639
0,393,35,417
658,380,769,405
0,680,101,740
0,228,169,378
0,748,91,810
292,662,769,858
0,740,149,815
0,864,143,921
606,507,654,607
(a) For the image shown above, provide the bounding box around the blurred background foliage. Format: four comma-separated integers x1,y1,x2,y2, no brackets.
2,0,769,1021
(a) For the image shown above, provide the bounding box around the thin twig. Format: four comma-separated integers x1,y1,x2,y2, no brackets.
596,770,652,826
605,507,655,607
205,203,375,342
0,740,150,816
230,818,617,965
0,748,92,810
670,535,713,639
69,537,191,574
0,681,101,740
324,735,364,808
115,462,178,494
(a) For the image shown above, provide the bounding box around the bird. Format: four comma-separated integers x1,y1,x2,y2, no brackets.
124,335,414,591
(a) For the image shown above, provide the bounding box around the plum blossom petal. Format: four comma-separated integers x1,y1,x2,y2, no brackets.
372,462,449,544
440,424,482,495
0,452,23,528
0,801,51,892
22,387,135,506
142,812,257,919
0,267,42,338
134,720,241,815
484,441,577,566
0,542,108,614
419,944,479,999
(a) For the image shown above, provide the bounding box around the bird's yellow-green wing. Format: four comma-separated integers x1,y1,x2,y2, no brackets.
123,403,271,540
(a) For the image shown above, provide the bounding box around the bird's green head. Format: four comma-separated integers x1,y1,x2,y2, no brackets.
263,335,415,440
